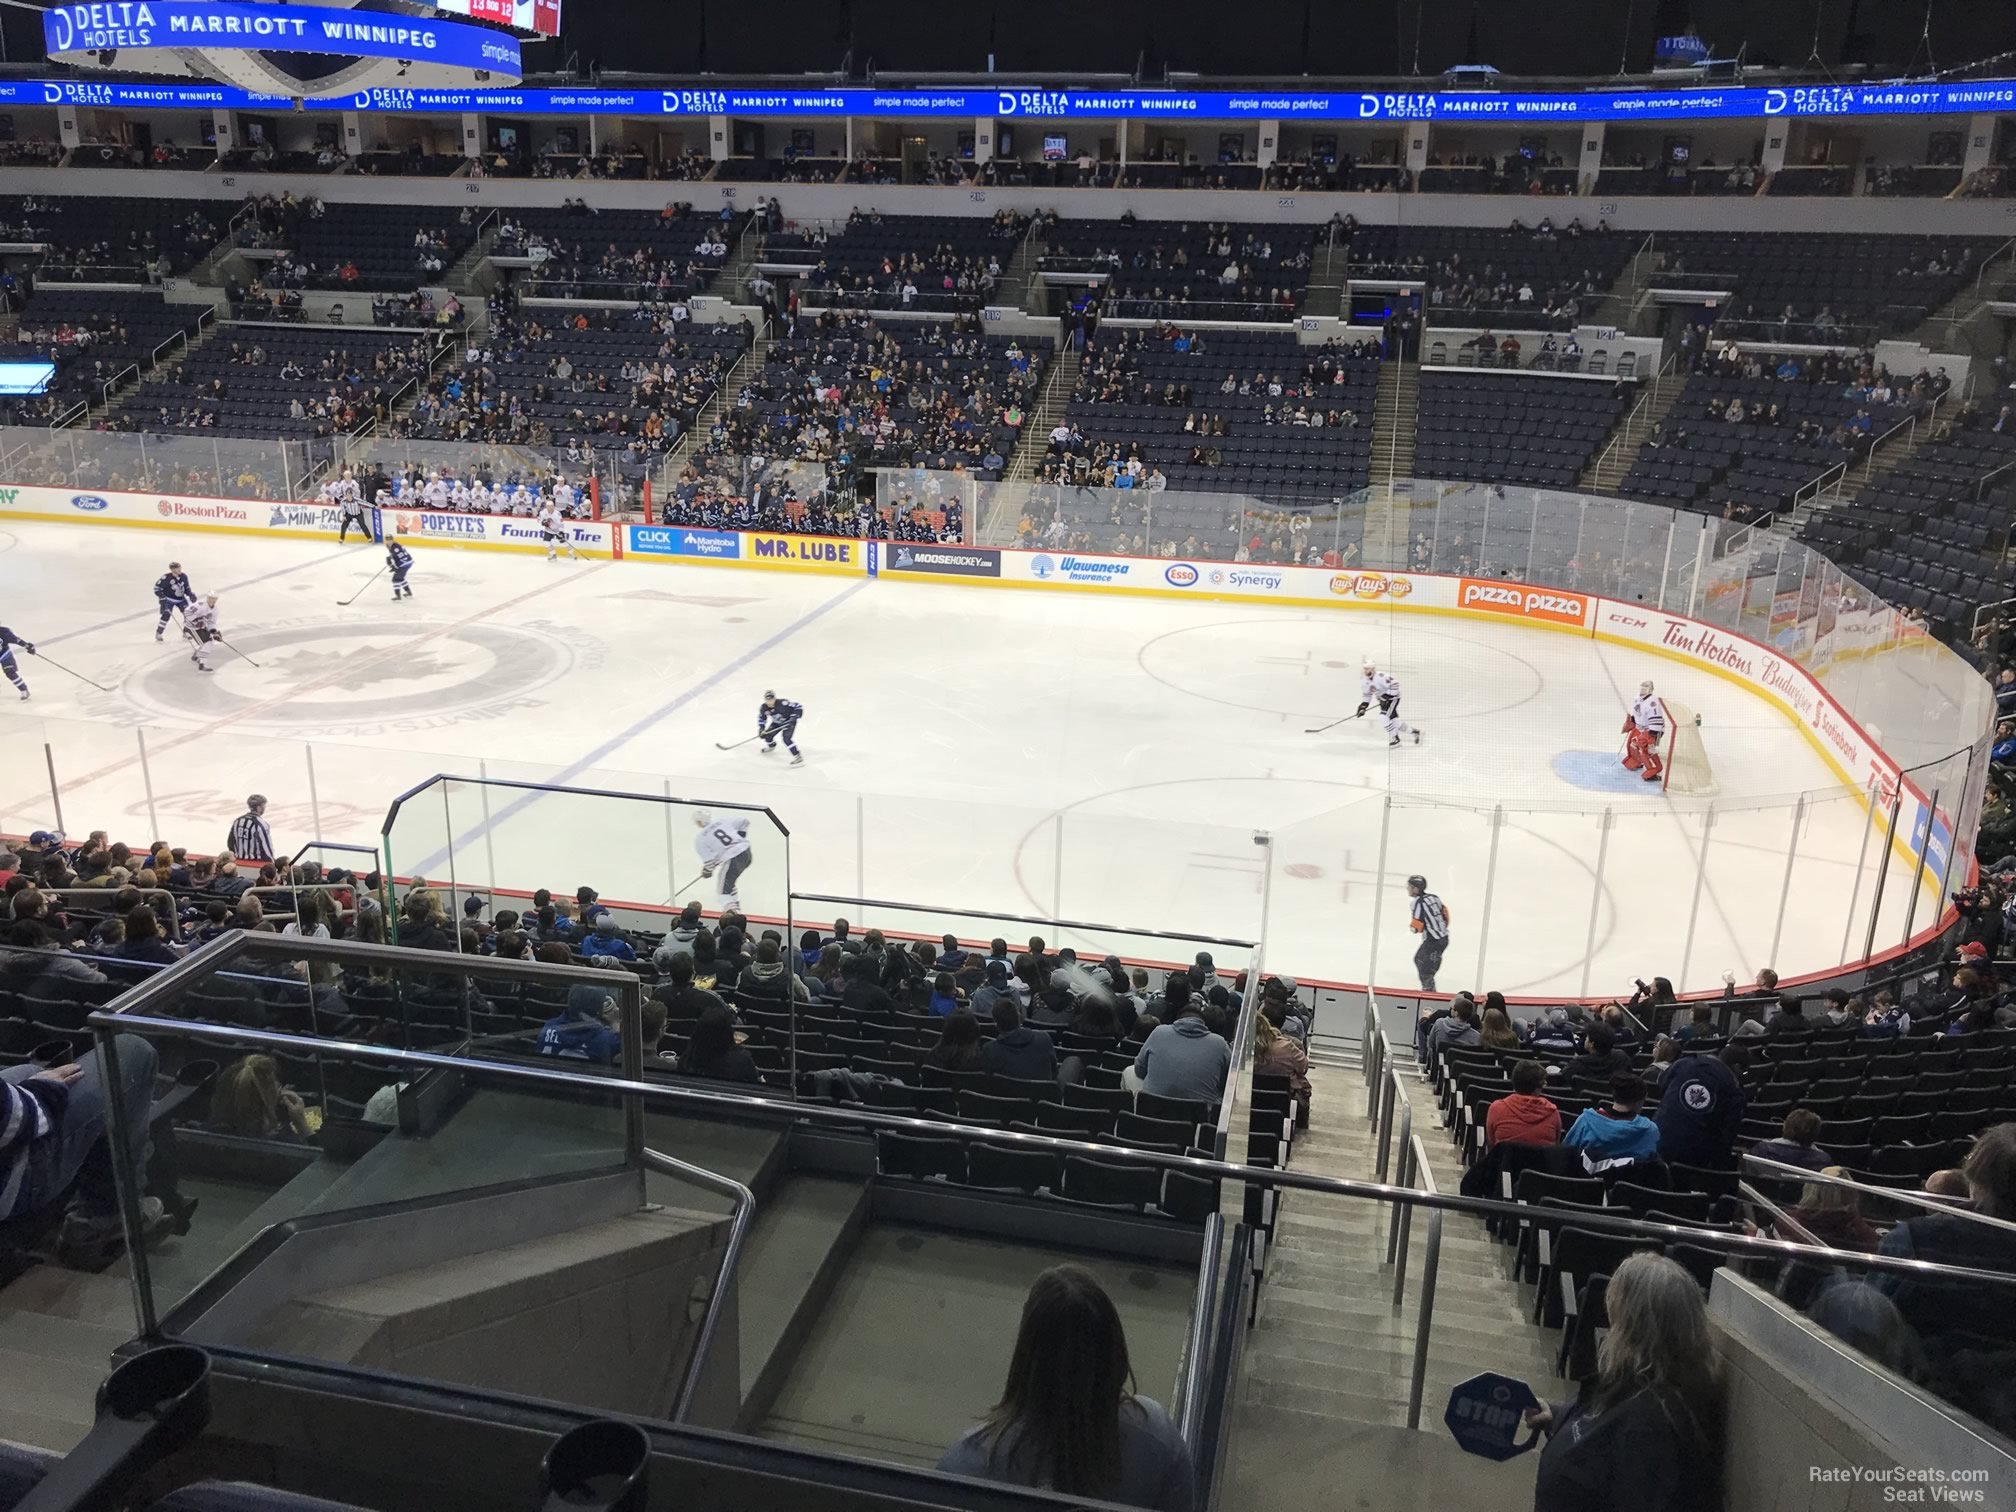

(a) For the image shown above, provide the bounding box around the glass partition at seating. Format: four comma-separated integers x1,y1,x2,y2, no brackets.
79,943,2016,1487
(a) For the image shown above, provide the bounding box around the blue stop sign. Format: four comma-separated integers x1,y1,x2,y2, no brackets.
1444,1372,1542,1461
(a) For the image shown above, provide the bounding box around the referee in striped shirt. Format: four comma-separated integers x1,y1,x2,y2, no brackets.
1406,875,1450,992
228,794,274,865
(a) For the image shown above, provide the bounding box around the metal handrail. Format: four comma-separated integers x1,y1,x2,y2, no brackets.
35,886,184,941
1173,1210,1224,1447
1739,1180,1825,1248
790,892,1259,951
286,840,381,874
637,1146,754,1422
91,1002,2016,1289
95,362,139,409
1742,1152,2016,1234
1214,947,1264,1158
1404,1130,1442,1430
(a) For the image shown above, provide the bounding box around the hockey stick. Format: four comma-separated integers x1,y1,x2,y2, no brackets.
1304,707,1368,735
715,732,768,752
216,638,263,669
29,651,115,693
338,566,386,606
665,870,709,903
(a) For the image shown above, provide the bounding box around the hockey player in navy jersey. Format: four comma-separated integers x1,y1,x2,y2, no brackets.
759,690,804,765
0,624,35,699
386,537,414,601
153,562,194,642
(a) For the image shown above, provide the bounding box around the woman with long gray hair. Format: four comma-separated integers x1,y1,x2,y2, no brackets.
1526,1250,1721,1511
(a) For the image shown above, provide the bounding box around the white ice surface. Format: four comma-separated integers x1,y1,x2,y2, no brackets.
0,521,1930,995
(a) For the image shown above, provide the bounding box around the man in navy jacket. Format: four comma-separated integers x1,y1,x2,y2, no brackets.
1652,1044,1749,1167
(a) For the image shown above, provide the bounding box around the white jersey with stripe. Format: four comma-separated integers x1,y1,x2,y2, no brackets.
1630,694,1666,736
694,821,752,866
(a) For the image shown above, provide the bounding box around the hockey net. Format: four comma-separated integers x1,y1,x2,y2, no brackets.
1658,698,1718,795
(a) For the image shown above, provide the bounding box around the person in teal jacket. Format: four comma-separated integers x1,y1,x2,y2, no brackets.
1563,1074,1662,1174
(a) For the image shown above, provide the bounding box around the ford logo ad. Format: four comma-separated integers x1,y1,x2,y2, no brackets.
69,494,110,512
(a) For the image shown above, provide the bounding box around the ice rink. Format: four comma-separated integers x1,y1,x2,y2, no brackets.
0,519,1932,996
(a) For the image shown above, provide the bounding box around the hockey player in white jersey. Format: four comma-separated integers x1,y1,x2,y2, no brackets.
1621,679,1666,783
185,594,222,673
1358,660,1421,747
693,812,754,910
538,504,581,561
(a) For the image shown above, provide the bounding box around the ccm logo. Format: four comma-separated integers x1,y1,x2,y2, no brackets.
1460,579,1588,626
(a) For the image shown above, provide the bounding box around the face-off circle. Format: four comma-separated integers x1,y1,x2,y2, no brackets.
121,619,580,736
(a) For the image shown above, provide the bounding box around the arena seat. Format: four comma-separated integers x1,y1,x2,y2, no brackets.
1414,370,1632,489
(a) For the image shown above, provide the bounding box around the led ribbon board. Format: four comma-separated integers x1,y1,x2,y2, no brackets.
42,2,522,93
5,72,2014,119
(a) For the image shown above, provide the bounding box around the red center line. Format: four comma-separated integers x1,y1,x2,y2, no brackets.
6,562,611,813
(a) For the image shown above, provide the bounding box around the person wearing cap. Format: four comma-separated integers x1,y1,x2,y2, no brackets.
228,794,274,864
575,886,609,928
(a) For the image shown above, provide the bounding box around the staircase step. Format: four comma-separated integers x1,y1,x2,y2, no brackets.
1243,1061,1566,1438
734,1174,867,1426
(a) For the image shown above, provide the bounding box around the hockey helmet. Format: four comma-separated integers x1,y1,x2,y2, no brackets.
1406,874,1428,891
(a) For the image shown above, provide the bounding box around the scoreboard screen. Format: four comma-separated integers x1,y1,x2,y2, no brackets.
420,0,561,38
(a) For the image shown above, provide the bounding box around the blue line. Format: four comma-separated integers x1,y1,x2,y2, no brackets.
409,578,871,876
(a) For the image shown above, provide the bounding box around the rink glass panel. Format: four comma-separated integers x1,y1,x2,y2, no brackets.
384,771,794,936
960,474,1992,991
1,445,1994,995
0,427,321,502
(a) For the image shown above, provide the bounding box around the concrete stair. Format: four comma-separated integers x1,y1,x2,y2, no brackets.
735,1175,868,1432
646,327,772,513
1370,361,1417,486
1223,1060,1558,1498
1584,234,1658,337
1579,368,1682,494
1004,349,1078,483
715,215,773,311
990,222,1046,312
1903,238,2016,358
445,228,501,296
0,1171,280,1453
1304,237,1350,319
